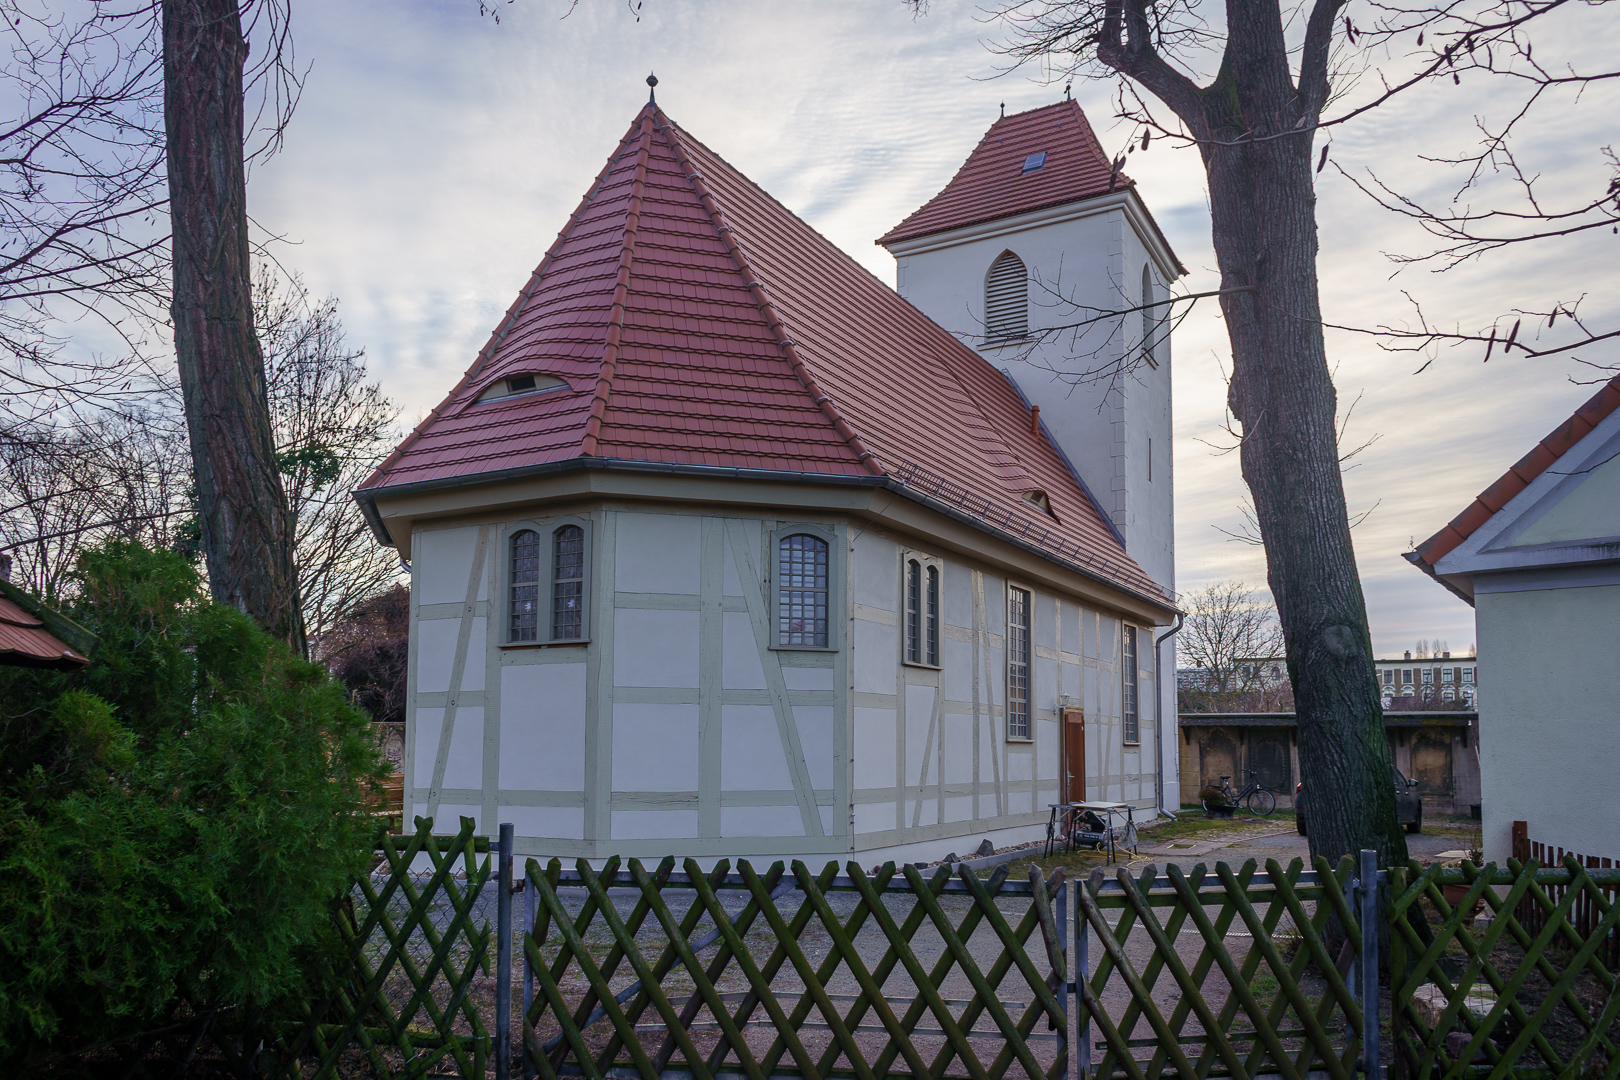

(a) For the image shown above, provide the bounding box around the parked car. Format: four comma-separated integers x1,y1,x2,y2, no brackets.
1295,766,1422,835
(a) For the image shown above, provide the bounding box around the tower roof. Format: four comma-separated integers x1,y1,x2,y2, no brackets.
877,100,1128,248
360,102,1168,605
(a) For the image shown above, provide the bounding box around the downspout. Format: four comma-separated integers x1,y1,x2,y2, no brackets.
1154,613,1184,819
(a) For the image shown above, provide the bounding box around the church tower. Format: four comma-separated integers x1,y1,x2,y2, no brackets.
878,100,1184,802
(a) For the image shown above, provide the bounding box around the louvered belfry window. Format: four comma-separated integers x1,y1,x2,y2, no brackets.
985,251,1028,341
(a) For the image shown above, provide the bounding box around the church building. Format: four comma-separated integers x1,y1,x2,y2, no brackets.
356,90,1184,864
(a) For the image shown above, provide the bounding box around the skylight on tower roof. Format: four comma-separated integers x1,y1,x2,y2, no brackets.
1021,152,1047,173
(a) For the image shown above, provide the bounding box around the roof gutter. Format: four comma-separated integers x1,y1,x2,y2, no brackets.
354,457,1179,619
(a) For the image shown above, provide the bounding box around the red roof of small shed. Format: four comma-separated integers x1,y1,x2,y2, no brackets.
877,100,1126,248
0,593,90,670
361,103,1166,603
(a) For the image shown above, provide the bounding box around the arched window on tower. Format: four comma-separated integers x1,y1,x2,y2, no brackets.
1140,263,1160,367
985,251,1028,341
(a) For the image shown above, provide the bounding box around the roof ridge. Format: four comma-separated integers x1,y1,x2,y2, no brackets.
656,110,884,476
359,121,634,490
581,108,656,457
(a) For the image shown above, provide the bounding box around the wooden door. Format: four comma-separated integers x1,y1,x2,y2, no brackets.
1062,708,1086,804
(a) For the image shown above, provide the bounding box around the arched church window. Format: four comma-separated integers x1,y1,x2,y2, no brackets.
551,524,586,640
985,251,1028,341
777,533,829,647
509,529,540,642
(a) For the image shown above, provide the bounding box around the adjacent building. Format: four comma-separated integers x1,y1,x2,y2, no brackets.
1409,374,1620,863
355,94,1185,864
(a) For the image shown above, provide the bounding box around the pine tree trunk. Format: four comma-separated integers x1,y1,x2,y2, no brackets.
163,0,305,653
1197,0,1407,868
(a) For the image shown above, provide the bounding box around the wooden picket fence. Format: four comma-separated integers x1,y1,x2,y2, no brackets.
1511,820,1619,972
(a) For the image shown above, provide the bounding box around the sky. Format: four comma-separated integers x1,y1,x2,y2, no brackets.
240,0,1618,660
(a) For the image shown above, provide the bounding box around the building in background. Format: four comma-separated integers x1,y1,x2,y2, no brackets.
1375,651,1478,708
1409,374,1620,865
355,95,1184,863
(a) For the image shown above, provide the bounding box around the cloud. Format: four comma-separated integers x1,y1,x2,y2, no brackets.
248,0,1617,658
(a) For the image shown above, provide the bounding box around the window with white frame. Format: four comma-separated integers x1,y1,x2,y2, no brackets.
1123,625,1140,744
1463,667,1474,684
904,555,941,666
1006,586,1032,739
777,533,830,647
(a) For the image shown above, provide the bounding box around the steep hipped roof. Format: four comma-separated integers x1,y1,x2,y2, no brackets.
360,102,1168,605
1408,373,1620,583
878,100,1129,248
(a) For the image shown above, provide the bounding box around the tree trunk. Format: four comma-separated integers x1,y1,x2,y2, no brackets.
1197,0,1407,869
163,0,305,654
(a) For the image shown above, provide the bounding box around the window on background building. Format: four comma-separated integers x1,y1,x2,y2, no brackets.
1382,669,1394,685
778,534,829,647
1123,626,1140,744
1007,587,1032,739
510,529,541,642
1443,687,1455,701
985,251,1028,340
926,565,939,666
551,525,585,639
1402,668,1413,685
1423,668,1434,684
1463,668,1474,684
1442,668,1454,684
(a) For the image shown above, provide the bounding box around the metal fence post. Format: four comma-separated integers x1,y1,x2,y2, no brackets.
1076,878,1091,1080
1360,848,1380,1080
497,822,513,1080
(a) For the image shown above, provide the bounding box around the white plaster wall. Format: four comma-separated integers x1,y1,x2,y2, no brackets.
1475,583,1620,863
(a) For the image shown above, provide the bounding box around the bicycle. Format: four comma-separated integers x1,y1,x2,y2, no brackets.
1204,771,1277,816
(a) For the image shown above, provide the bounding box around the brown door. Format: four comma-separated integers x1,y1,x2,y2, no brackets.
1063,708,1086,804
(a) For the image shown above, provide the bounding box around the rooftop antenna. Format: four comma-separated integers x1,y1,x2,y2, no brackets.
646,72,658,105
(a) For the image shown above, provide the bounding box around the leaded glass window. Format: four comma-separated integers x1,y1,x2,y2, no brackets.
1007,586,1031,739
777,534,828,647
926,564,939,666
551,524,585,640
509,529,540,642
1122,625,1139,743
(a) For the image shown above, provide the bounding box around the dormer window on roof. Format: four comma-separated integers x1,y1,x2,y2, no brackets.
476,373,568,404
1021,152,1047,173
1022,489,1055,517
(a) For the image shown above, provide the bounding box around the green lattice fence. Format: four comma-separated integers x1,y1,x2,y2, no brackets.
1390,857,1620,1080
520,857,1070,1080
1075,856,1368,1080
269,817,495,1080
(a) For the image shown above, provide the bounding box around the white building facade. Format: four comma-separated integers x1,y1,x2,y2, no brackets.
1410,375,1620,865
359,97,1182,864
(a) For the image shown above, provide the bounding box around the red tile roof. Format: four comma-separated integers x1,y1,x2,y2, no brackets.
877,101,1126,247
361,103,1167,604
1410,373,1620,573
0,592,90,670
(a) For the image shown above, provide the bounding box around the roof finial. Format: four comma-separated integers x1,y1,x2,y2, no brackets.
1065,82,1072,101
646,72,658,105
999,101,1005,119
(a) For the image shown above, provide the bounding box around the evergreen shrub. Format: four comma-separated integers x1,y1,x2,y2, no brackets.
0,541,385,1064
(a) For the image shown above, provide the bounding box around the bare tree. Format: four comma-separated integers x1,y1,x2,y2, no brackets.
1177,581,1291,709
257,268,402,639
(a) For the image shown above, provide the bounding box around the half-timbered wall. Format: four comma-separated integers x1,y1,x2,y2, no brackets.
404,502,1157,861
